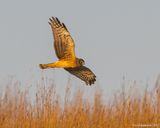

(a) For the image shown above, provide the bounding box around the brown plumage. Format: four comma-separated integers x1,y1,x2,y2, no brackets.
39,17,96,85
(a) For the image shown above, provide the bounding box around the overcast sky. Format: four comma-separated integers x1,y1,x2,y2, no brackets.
0,0,160,96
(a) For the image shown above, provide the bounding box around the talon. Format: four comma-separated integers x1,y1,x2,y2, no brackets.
39,64,45,69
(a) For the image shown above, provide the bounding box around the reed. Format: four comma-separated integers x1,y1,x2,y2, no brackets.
0,77,160,128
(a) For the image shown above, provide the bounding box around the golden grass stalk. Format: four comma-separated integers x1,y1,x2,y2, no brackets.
0,77,160,128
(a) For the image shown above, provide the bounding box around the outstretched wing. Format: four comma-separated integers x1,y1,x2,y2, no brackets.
49,17,76,60
65,66,96,85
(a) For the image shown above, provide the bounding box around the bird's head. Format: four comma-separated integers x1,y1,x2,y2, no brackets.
77,58,85,66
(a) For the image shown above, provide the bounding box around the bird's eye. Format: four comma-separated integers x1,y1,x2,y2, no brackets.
79,60,82,64
79,59,85,65
81,60,83,64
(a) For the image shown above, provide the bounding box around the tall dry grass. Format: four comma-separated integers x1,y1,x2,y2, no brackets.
0,77,160,128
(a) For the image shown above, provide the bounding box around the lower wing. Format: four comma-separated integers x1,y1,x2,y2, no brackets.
64,66,96,85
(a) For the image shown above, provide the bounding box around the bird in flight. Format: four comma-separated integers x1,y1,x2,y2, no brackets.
39,17,96,85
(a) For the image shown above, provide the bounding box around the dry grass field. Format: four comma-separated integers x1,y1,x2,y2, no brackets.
0,77,160,128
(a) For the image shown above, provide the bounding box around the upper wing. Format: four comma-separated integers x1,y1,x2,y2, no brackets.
65,66,96,85
49,17,76,60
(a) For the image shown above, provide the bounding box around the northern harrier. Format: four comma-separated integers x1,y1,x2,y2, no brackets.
39,17,96,85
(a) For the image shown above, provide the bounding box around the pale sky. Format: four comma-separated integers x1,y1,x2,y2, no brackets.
0,0,160,96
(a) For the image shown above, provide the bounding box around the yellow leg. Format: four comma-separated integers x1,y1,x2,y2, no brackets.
39,63,57,69
39,60,75,69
